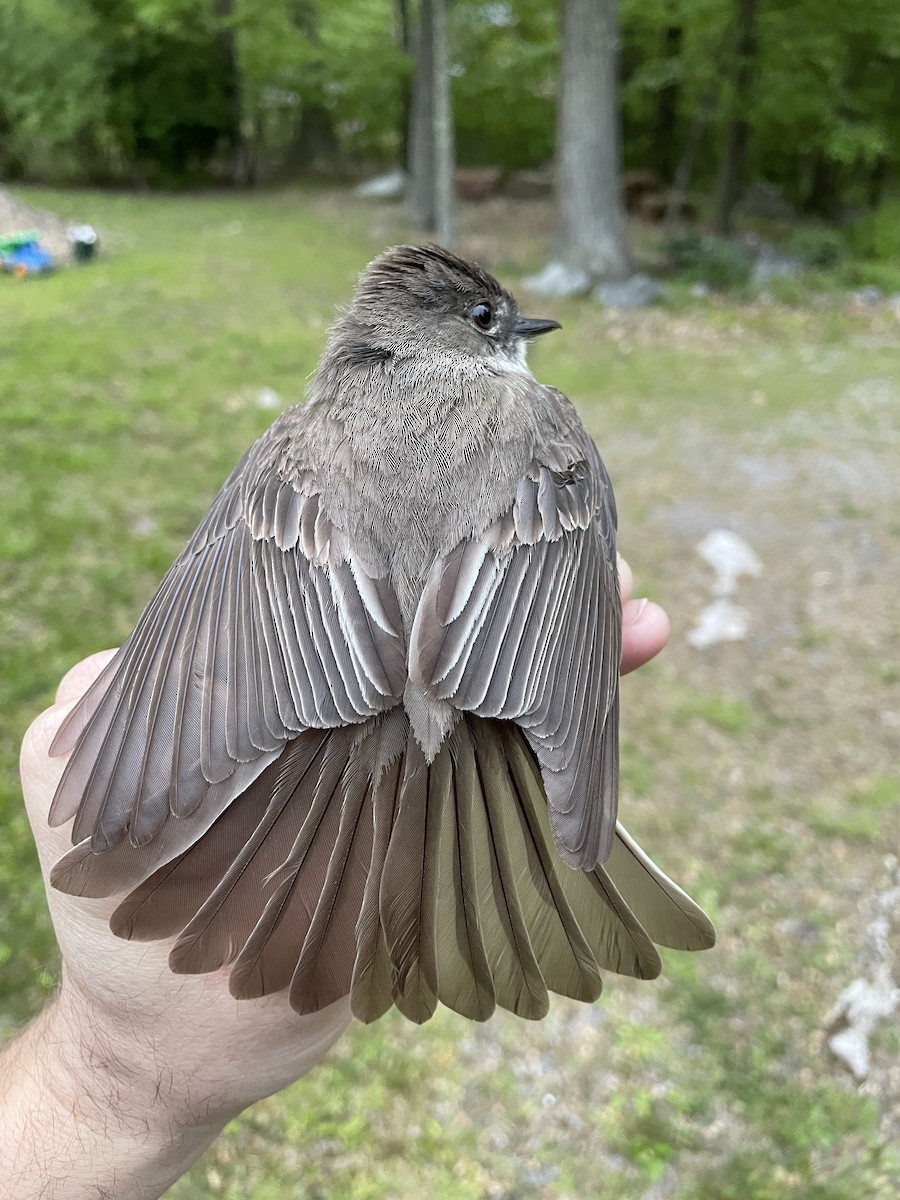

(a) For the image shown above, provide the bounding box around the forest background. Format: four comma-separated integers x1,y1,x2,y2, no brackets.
1,0,897,241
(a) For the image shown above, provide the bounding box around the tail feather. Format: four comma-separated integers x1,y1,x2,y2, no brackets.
606,824,716,951
379,733,442,1023
429,747,495,1021
497,724,662,980
53,713,714,1023
497,725,603,1002
289,752,373,1014
227,731,353,999
162,731,331,972
350,754,403,1023
458,721,549,1020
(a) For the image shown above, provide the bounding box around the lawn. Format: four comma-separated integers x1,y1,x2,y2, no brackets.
1,186,898,1198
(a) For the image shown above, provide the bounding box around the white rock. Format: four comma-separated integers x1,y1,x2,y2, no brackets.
828,964,900,1080
521,260,591,298
826,873,900,1080
593,273,667,310
356,168,407,200
696,529,762,597
687,598,751,648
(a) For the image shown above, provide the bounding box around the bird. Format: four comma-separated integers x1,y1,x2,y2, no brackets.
47,244,714,1025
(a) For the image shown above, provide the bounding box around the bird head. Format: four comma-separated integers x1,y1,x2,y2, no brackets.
337,244,560,371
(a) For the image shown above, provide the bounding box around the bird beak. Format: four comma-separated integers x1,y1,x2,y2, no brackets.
513,316,562,339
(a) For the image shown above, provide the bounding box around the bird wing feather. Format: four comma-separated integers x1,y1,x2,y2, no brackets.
47,426,407,865
410,444,621,869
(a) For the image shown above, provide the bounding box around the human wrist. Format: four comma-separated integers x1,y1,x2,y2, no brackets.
1,985,227,1200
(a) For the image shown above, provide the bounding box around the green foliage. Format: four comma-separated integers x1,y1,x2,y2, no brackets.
849,197,900,262
853,260,900,293
0,0,111,181
315,0,410,163
1,0,898,211
452,0,557,170
87,0,241,184
752,0,900,206
787,224,848,269
661,233,751,289
660,233,704,271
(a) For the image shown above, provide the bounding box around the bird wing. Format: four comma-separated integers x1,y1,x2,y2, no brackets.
48,427,407,859
409,442,621,869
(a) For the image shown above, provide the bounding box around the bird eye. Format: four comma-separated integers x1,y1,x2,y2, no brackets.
469,302,493,331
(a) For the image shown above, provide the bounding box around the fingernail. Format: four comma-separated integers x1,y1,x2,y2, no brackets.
624,598,649,624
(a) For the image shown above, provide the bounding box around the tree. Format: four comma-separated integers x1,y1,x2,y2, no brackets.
555,0,633,282
651,15,682,183
451,0,556,170
408,0,454,246
712,0,758,235
0,0,110,182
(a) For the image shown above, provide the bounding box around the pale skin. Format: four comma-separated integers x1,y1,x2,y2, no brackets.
0,560,668,1200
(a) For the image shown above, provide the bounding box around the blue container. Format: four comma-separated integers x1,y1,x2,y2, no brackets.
0,239,54,276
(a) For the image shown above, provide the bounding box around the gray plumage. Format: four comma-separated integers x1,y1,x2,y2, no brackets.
48,244,714,1023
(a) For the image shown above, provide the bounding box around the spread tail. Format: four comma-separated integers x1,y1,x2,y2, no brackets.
52,712,714,1023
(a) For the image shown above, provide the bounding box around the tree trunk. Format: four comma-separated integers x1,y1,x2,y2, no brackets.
868,156,888,209
556,0,632,281
652,18,682,183
409,2,435,230
712,0,758,235
803,151,840,218
395,0,414,167
409,0,454,245
664,84,716,233
287,1,338,173
211,0,251,185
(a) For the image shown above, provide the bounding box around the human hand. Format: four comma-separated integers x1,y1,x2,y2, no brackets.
4,558,667,1198
8,655,353,1199
618,554,670,673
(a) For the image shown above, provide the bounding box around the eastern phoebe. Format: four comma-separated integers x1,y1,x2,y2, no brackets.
48,245,714,1024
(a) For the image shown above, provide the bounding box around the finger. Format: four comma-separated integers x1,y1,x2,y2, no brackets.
617,554,633,603
22,650,118,871
621,598,670,675
56,648,119,704
20,696,83,872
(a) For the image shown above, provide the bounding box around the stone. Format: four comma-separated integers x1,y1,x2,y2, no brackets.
593,272,667,310
256,387,282,411
522,260,591,298
355,168,406,200
687,599,752,649
696,529,762,596
853,285,884,307
751,243,802,286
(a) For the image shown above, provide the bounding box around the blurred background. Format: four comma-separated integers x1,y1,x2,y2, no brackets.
1,1,898,1197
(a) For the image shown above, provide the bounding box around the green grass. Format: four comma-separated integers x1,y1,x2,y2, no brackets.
2,186,899,1197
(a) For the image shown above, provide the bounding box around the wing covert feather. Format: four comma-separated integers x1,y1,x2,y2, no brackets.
410,447,621,869
49,427,406,873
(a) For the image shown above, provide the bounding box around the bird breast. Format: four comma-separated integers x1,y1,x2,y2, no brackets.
313,360,547,623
